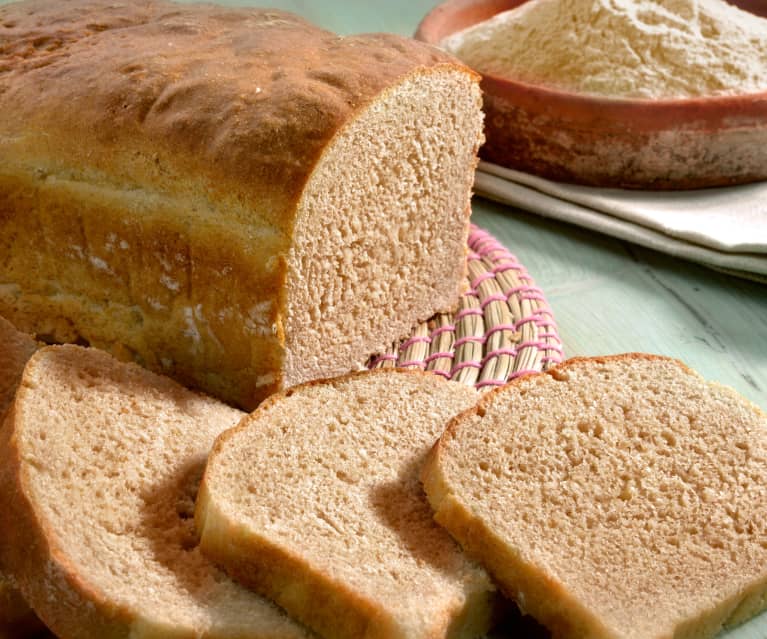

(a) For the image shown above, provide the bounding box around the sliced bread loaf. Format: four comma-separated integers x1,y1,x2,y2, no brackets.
196,370,496,639
0,344,312,639
0,0,483,410
422,354,767,639
0,316,43,636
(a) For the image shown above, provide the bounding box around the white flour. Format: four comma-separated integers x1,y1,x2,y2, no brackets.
441,0,767,97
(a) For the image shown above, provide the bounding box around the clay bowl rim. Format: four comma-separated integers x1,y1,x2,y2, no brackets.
415,0,767,127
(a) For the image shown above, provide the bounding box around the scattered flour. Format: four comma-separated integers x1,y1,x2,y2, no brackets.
441,0,767,97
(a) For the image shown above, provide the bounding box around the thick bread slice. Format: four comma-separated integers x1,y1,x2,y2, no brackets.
0,316,43,637
0,345,313,639
0,0,483,410
196,370,496,639
422,354,767,639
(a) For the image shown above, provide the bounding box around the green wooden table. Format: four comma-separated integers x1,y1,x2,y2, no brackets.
2,0,765,637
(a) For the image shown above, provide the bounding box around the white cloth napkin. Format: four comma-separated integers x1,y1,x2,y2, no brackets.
475,161,767,282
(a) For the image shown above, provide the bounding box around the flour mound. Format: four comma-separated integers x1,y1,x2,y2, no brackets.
441,0,767,98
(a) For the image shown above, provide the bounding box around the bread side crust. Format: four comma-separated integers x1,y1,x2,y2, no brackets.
0,345,314,639
197,368,495,639
0,353,133,638
197,479,397,639
421,395,616,639
0,317,44,634
422,353,767,639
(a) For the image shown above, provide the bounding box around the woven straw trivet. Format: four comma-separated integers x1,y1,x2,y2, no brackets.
369,224,564,389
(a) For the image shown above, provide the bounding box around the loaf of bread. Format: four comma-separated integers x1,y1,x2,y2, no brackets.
0,316,43,637
196,370,497,639
422,354,767,639
0,0,483,409
0,344,313,638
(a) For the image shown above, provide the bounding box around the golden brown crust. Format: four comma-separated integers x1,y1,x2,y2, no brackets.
0,1,478,410
0,344,309,638
0,350,148,638
0,316,41,632
422,353,767,639
0,0,461,221
197,369,492,639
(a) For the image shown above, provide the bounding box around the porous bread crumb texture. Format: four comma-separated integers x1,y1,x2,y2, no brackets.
0,0,482,410
424,354,767,639
284,71,482,387
197,370,495,639
442,0,767,98
0,345,311,639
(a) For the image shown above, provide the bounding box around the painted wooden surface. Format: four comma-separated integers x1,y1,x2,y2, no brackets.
2,0,765,637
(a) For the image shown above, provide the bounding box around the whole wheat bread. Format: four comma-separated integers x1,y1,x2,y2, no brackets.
422,354,767,639
0,0,483,409
0,316,43,636
196,370,497,639
0,344,313,639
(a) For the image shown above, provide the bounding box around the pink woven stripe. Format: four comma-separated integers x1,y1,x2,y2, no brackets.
470,270,496,289
369,353,397,367
398,359,426,369
516,339,553,351
492,262,524,275
450,361,482,375
431,369,452,379
503,284,539,297
481,347,518,366
424,351,455,364
454,335,484,347
399,335,430,350
542,354,564,364
480,293,508,309
484,323,519,339
514,316,539,330
454,307,483,321
429,324,455,338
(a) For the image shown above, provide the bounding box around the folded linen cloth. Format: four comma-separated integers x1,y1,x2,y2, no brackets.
475,161,767,282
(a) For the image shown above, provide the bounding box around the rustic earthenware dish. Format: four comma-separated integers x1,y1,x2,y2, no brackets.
416,0,767,189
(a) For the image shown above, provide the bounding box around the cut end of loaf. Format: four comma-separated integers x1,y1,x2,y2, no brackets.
283,66,483,387
425,354,767,639
198,369,496,639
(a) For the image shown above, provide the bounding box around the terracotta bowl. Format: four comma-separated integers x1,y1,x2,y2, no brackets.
416,0,767,189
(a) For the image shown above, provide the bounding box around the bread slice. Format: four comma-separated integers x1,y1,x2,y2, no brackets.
422,354,767,639
0,316,44,636
0,0,483,410
0,344,312,639
196,370,496,639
